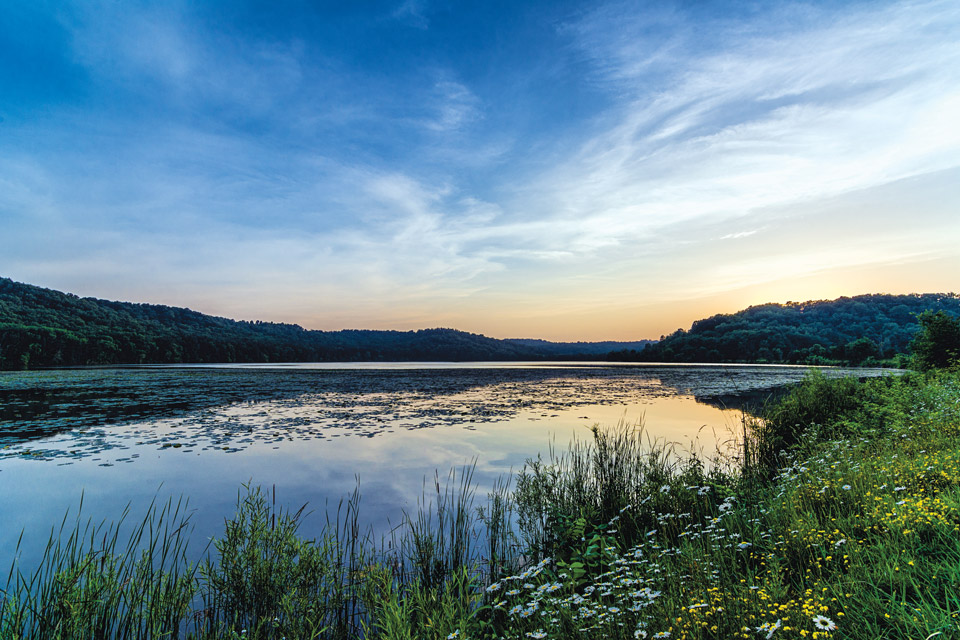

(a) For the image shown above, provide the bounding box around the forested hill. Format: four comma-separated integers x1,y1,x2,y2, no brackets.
614,293,960,366
505,338,653,355
0,278,643,369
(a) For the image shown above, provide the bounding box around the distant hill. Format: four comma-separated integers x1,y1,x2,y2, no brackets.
505,338,654,355
613,293,960,366
0,278,639,369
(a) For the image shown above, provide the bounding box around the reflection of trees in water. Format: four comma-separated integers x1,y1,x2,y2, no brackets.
690,369,897,414
693,388,788,414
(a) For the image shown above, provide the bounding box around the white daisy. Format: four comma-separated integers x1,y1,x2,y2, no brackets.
812,615,837,631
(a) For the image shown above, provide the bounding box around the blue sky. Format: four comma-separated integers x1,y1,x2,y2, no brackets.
2,0,959,339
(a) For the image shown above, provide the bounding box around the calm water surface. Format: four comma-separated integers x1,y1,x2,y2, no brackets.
0,362,890,568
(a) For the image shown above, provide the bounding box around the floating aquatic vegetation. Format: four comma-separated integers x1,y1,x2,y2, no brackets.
0,365,879,463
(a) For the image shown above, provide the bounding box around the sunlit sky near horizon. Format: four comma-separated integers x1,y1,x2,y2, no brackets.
2,0,959,341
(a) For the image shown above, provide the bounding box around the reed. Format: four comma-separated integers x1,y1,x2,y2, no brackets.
1,495,197,639
394,465,477,591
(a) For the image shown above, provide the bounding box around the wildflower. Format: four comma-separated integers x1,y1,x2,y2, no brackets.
509,604,523,616
507,589,521,596
812,615,837,631
738,542,752,550
756,619,782,639
634,630,648,639
653,632,671,639
525,631,547,639
842,484,851,491
486,582,501,593
659,485,671,494
447,632,461,640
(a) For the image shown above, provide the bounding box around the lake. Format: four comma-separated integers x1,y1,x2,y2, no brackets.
0,362,891,569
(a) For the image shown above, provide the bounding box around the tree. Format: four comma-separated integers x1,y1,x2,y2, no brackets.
844,337,880,366
910,311,960,370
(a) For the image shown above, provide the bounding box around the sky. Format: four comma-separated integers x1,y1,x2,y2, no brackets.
1,0,959,341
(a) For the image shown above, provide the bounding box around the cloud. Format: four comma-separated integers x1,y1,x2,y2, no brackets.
719,230,759,240
392,0,429,29
422,81,481,132
64,3,305,116
515,0,960,248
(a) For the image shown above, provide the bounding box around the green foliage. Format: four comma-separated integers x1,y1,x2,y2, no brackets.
750,372,868,473
611,293,960,365
910,310,960,370
361,566,478,640
198,485,343,639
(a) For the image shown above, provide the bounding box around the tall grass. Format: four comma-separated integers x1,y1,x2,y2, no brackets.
392,466,477,591
196,484,362,639
1,495,196,639
1,470,497,639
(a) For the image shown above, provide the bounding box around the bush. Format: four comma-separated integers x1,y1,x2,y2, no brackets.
910,310,960,371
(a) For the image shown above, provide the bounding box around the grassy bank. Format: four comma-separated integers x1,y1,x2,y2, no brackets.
3,371,960,639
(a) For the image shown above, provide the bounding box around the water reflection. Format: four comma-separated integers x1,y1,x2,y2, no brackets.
0,364,885,454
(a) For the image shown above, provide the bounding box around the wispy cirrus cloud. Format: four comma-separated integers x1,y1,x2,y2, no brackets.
422,80,481,132
503,0,960,265
63,3,307,121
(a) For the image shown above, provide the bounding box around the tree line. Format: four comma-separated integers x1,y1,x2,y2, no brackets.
0,278,648,369
611,293,960,366
3,279,958,370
